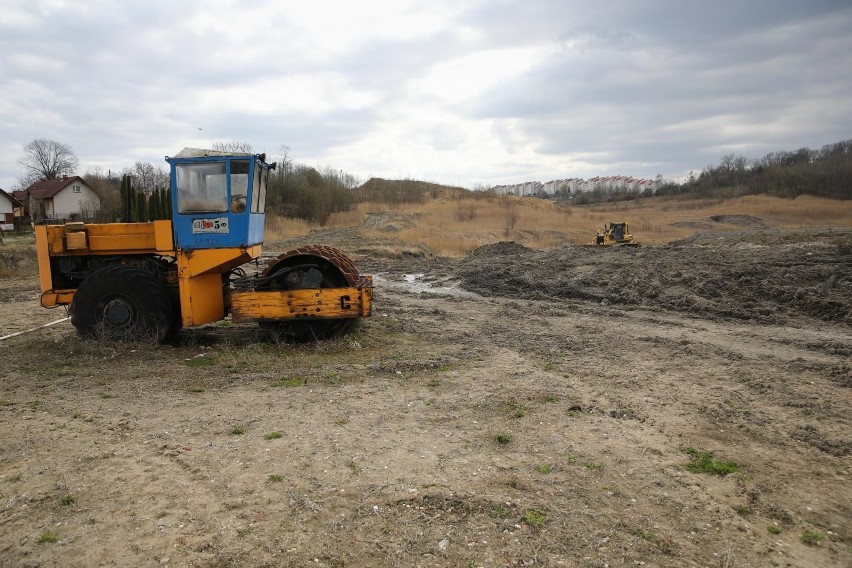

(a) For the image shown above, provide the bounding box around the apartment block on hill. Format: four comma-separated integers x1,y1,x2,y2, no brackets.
493,175,660,197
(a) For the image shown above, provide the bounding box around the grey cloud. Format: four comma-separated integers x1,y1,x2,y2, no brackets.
456,2,852,178
1,0,851,189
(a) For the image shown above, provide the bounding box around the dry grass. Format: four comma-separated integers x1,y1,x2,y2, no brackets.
325,208,367,228
261,193,852,256
0,242,38,278
264,209,368,242
732,194,852,224
357,195,576,256
580,194,852,244
264,215,313,240
262,193,852,257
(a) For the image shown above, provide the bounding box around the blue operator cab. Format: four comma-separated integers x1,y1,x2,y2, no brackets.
165,148,275,251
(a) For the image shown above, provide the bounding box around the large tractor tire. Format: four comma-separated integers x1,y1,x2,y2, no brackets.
70,265,174,342
257,245,360,342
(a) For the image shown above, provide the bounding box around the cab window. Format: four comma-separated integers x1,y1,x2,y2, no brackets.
230,160,249,213
251,163,261,213
176,162,228,213
250,162,268,213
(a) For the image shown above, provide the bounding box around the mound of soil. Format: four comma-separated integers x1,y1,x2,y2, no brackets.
709,214,765,226
466,241,531,258
449,230,852,325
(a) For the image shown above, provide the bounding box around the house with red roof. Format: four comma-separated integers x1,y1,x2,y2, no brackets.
20,176,100,222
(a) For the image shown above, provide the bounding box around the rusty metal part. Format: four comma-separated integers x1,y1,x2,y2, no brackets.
257,245,364,341
262,244,360,286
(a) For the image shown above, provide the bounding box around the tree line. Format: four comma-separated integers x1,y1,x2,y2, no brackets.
559,139,851,206
117,175,172,222
87,158,358,225
658,139,852,200
17,136,851,226
265,147,356,224
17,138,482,225
14,139,361,224
353,178,470,204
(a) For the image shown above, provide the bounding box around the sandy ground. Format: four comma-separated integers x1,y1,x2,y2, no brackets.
0,225,850,568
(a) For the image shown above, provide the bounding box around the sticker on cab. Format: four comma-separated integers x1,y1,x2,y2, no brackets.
192,217,229,234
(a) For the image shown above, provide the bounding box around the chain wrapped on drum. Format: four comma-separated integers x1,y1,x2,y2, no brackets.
262,245,359,287
255,245,364,342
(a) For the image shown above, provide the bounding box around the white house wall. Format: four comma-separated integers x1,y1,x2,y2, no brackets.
51,184,100,218
0,195,14,230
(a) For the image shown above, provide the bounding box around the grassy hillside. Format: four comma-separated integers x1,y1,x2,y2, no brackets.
353,177,470,203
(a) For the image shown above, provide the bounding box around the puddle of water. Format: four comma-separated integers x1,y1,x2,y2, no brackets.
374,273,479,298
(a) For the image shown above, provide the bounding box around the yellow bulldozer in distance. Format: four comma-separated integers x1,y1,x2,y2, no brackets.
592,221,638,246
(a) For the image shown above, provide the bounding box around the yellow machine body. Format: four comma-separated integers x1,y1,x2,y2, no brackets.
592,221,637,246
37,221,176,308
230,284,372,322
35,221,372,335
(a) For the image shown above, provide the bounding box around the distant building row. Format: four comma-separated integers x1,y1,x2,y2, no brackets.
492,176,660,197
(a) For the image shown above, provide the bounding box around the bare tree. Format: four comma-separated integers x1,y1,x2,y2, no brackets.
503,203,519,238
121,162,169,196
275,144,293,177
84,166,121,221
78,194,102,222
719,153,749,186
11,175,33,192
18,138,79,182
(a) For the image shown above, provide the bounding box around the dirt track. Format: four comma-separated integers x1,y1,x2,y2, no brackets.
1,225,850,567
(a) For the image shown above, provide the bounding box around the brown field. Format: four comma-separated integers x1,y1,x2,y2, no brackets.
267,194,852,257
1,193,850,568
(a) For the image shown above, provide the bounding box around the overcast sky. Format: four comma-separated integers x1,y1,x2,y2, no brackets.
2,0,850,191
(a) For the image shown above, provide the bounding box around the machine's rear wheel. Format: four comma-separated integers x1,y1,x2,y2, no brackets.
257,245,359,342
71,265,174,342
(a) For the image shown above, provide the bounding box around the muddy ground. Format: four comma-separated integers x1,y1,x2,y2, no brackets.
0,224,850,567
